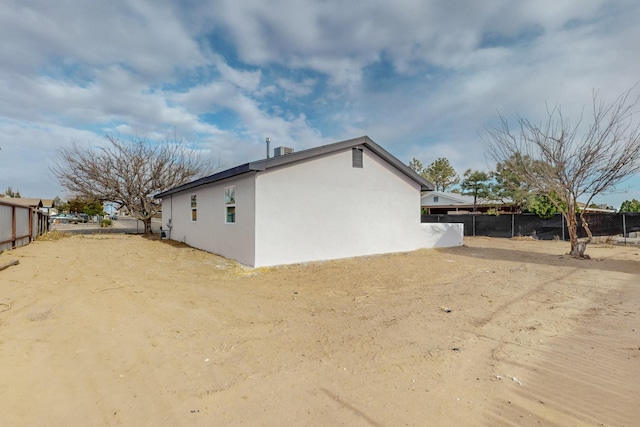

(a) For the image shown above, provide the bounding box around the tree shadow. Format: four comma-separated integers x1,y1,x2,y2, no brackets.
444,244,640,276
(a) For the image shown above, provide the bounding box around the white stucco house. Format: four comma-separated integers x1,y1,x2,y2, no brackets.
154,136,463,267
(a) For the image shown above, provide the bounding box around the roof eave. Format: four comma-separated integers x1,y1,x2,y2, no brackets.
154,164,255,199
154,135,434,197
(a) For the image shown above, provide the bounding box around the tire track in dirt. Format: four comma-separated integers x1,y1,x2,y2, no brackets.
486,276,640,426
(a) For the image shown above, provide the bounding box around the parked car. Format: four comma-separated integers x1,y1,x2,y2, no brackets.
50,213,81,224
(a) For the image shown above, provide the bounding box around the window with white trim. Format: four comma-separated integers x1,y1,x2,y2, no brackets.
225,185,236,224
433,196,439,203
190,195,197,221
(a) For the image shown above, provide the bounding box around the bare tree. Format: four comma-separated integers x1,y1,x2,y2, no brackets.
51,136,216,234
482,89,640,258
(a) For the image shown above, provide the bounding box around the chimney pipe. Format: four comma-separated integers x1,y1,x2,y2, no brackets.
266,137,271,159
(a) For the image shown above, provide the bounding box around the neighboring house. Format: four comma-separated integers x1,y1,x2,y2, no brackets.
422,191,615,215
577,202,616,213
40,199,56,215
6,198,44,210
154,136,464,267
8,198,59,215
421,191,518,214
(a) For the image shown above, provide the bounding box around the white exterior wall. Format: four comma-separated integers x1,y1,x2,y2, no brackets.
253,148,462,267
161,173,257,266
416,223,464,248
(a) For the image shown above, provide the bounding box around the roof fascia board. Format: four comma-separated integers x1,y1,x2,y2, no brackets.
154,135,435,198
154,164,253,199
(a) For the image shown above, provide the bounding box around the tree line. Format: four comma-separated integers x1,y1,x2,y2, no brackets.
412,88,640,258
409,157,640,216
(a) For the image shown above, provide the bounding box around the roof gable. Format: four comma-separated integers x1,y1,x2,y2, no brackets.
1,198,43,208
155,136,434,198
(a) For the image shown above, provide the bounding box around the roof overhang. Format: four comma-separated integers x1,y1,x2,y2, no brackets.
154,135,434,199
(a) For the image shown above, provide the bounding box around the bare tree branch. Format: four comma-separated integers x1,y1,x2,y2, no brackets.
482,88,640,258
50,136,218,234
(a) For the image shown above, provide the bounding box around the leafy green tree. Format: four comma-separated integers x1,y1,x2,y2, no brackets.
526,194,561,219
67,197,85,214
67,197,104,216
408,158,424,174
423,158,459,192
460,169,492,212
492,154,534,210
4,186,21,198
619,199,640,212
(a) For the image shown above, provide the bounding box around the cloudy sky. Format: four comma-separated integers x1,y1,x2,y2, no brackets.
1,0,639,208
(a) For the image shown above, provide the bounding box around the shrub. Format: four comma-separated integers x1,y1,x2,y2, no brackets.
37,230,71,241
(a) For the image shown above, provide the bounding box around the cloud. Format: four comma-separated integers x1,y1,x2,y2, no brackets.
0,0,207,79
1,0,639,207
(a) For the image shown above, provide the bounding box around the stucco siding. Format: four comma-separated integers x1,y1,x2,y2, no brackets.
253,148,430,267
161,173,257,266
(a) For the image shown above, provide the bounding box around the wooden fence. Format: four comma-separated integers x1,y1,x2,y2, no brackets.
0,200,49,251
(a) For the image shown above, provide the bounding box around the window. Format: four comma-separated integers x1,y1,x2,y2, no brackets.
225,185,236,223
433,196,439,203
190,195,197,221
352,147,363,168
226,206,236,223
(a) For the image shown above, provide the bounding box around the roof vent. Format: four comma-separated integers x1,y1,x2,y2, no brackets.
274,146,294,157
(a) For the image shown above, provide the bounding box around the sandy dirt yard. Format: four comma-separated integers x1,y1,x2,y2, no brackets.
0,233,639,426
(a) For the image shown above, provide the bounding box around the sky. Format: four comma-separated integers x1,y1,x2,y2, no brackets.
1,0,639,209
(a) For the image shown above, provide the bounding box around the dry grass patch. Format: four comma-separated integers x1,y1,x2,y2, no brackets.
36,230,72,241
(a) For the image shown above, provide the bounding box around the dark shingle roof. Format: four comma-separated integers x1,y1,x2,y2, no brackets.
154,136,434,198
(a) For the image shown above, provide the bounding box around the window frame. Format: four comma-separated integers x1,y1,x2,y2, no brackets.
190,194,197,222
224,185,236,224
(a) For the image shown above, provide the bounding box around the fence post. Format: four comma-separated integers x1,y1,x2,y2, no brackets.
473,215,476,236
511,214,514,238
623,213,627,244
561,215,565,241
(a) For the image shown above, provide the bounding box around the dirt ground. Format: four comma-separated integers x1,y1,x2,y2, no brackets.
0,234,638,426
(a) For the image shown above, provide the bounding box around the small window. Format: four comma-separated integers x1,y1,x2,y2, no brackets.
226,206,236,223
190,195,197,221
225,185,236,224
352,147,363,168
224,186,235,204
434,196,439,203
